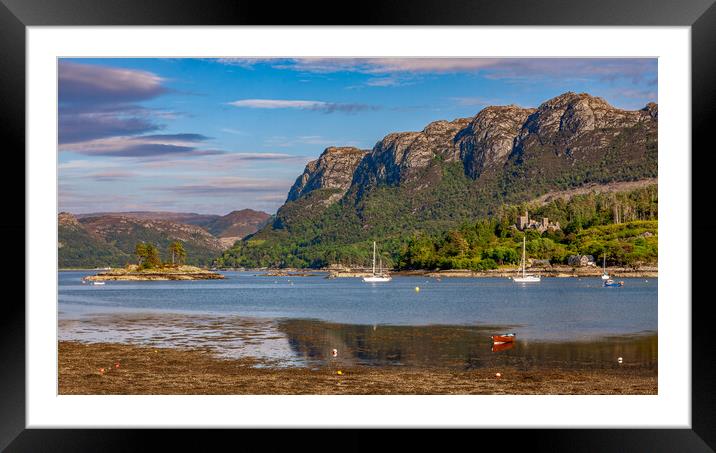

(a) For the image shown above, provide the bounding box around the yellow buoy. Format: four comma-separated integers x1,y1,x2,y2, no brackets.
415,286,420,292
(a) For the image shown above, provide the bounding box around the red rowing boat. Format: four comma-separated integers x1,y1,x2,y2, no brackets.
491,342,514,352
491,333,516,344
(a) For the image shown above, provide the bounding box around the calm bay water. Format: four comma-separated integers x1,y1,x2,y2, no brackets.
58,271,658,369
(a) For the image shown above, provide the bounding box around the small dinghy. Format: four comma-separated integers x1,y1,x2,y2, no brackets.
91,281,106,286
603,279,623,287
491,342,515,352
491,333,516,344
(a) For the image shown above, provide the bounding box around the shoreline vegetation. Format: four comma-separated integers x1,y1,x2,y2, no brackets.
226,265,657,278
327,265,657,279
58,341,657,395
67,265,658,279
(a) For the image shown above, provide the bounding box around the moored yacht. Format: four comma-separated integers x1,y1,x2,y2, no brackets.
363,241,392,283
513,236,541,283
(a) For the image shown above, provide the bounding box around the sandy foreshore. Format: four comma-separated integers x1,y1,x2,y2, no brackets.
59,341,657,395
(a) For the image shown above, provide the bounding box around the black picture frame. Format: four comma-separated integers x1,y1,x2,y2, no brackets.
2,0,713,450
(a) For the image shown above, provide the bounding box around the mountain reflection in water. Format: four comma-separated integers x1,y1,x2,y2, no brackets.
279,319,657,370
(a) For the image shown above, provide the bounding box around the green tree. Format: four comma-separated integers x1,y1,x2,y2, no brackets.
168,241,187,265
135,242,149,267
144,244,161,269
135,242,161,269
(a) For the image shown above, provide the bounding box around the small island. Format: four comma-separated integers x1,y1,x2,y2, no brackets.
84,241,224,281
84,264,224,281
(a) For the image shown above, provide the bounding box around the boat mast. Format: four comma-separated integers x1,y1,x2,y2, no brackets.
372,241,376,275
522,236,526,277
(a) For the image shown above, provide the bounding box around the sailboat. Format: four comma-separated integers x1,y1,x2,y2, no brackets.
363,241,392,283
601,253,610,280
513,236,541,283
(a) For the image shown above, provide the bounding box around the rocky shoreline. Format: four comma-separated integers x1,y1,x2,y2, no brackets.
83,265,224,281
323,265,657,279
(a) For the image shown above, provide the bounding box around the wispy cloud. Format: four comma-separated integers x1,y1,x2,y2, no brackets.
607,88,658,100
59,61,167,105
222,152,307,162
215,58,656,85
154,176,292,197
600,87,658,110
60,132,223,158
220,128,247,135
228,98,377,113
229,99,326,109
59,108,162,144
89,170,136,181
263,135,361,148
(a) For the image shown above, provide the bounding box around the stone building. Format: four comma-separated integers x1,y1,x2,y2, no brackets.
515,210,561,233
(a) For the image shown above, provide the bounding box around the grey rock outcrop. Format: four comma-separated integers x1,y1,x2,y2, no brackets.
351,117,472,190
286,147,368,202
455,105,535,179
277,92,657,216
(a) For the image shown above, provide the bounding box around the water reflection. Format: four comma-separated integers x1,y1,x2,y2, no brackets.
58,311,657,370
279,319,657,370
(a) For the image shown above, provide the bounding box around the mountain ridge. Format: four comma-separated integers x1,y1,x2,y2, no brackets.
221,91,657,268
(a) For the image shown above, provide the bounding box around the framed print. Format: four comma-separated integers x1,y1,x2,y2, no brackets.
2,0,714,450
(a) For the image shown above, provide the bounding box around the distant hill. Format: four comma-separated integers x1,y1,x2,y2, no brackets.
59,209,270,268
75,211,221,227
59,212,132,268
75,209,270,242
203,209,271,247
218,92,658,268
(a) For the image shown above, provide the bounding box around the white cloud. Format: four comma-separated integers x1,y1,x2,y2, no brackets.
228,99,327,109
228,99,377,113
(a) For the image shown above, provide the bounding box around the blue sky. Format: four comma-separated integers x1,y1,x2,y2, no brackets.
58,58,657,215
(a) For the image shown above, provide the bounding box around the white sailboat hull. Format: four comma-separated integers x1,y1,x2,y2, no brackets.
362,276,392,282
513,275,541,283
601,274,610,280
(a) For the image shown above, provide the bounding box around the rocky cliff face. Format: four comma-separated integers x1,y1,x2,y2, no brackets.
351,117,472,192
515,92,655,152
289,92,658,207
258,91,657,241
456,105,535,179
287,147,368,202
